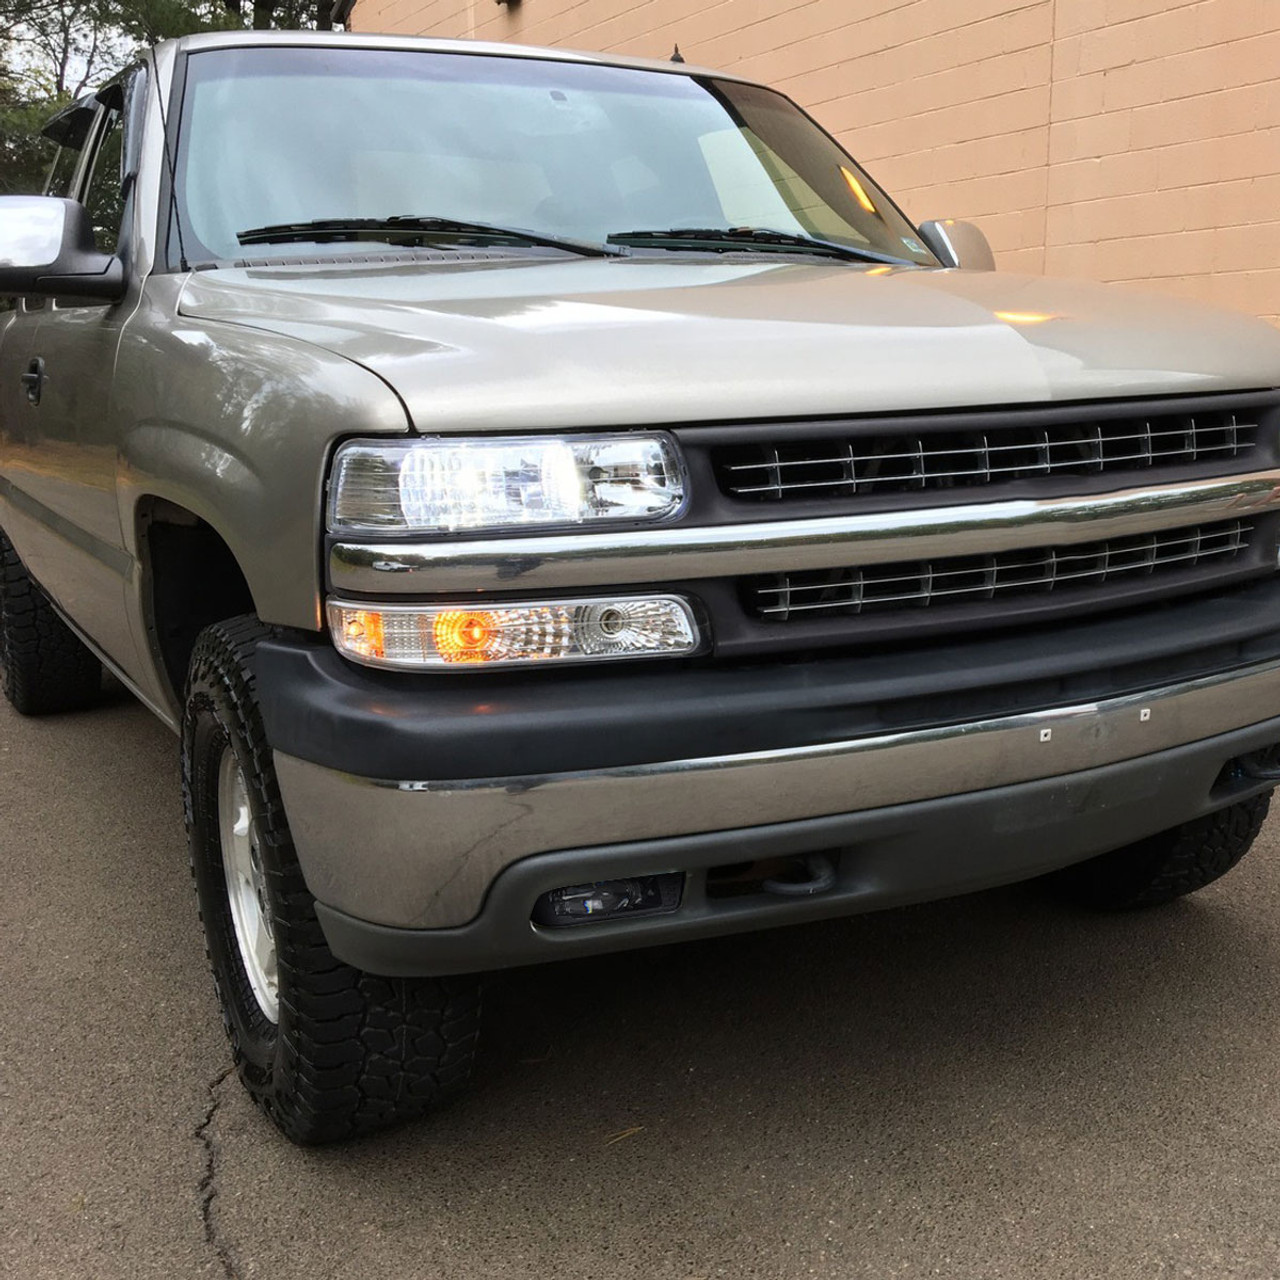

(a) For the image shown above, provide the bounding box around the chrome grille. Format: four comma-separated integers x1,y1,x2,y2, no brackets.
748,520,1253,621
716,410,1256,500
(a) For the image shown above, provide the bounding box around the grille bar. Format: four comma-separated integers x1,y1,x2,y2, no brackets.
730,445,1250,493
716,411,1256,500
724,431,1244,470
748,520,1253,621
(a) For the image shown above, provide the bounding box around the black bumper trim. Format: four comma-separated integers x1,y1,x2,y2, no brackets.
260,576,1280,782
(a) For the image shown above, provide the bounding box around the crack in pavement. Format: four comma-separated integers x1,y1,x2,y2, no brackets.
196,1064,239,1280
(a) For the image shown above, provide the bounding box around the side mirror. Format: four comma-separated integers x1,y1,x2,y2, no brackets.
917,219,996,271
0,196,125,302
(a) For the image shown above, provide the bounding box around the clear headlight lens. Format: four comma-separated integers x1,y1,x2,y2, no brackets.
328,596,701,669
328,434,686,535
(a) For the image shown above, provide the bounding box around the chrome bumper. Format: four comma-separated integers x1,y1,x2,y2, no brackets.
275,656,1280,930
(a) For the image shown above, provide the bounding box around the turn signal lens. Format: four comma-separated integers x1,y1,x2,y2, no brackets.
328,596,701,670
338,608,386,662
432,610,499,663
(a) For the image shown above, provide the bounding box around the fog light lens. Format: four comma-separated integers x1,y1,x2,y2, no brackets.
532,874,684,927
328,595,700,669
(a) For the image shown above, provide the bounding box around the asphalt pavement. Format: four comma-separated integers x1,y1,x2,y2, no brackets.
4,684,1280,1279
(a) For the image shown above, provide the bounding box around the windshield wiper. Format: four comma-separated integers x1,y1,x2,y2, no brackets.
606,226,912,265
235,215,620,258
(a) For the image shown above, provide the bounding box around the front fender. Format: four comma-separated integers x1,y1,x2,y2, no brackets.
115,282,409,632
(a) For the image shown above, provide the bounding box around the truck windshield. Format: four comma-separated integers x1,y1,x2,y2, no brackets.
174,46,937,268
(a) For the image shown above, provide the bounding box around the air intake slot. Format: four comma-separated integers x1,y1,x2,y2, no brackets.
746,520,1254,622
715,410,1256,502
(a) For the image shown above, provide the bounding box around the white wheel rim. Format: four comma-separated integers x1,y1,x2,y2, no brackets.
218,747,279,1024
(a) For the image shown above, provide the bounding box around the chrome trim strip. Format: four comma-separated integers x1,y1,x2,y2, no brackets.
329,469,1280,593
276,655,1280,930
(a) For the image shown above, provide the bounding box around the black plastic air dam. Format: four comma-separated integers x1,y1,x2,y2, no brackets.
258,575,1280,781
311,713,1280,976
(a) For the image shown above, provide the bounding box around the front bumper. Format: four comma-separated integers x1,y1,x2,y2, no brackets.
309,724,1280,977
265,641,1280,975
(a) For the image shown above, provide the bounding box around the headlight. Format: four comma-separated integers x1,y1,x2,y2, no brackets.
328,596,701,669
328,434,686,535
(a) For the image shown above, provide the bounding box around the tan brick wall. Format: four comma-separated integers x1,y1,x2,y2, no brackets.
351,0,1280,323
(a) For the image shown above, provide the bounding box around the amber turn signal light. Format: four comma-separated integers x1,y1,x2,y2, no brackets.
328,596,701,670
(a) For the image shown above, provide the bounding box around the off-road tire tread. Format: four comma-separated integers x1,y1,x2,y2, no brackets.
0,530,102,715
182,615,480,1145
1056,793,1270,911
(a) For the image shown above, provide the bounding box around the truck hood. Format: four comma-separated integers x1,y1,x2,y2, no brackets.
177,256,1280,431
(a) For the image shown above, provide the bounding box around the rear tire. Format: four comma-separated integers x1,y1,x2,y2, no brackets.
1052,794,1271,911
0,529,102,715
182,615,481,1145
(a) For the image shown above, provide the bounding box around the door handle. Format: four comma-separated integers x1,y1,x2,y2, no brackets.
20,357,44,406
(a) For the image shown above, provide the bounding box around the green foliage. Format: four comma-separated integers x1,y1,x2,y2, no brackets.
0,0,325,201
0,85,59,195
2,0,325,109
103,0,241,49
0,0,331,211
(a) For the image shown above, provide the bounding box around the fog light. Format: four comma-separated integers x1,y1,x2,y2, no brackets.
532,874,684,927
328,595,700,669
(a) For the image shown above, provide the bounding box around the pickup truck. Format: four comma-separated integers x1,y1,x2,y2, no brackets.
4,30,1280,1145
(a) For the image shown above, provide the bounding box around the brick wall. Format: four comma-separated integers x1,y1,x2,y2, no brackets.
351,0,1280,323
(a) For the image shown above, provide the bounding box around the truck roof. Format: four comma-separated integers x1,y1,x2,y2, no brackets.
159,29,753,85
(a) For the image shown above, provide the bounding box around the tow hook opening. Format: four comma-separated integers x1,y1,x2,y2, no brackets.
1214,742,1280,794
707,851,840,900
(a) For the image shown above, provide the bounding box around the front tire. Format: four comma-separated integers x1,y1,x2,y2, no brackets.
182,616,481,1144
0,529,102,715
1052,793,1271,911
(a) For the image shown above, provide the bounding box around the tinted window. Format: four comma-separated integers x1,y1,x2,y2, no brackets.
82,112,125,254
33,97,96,199
45,144,81,197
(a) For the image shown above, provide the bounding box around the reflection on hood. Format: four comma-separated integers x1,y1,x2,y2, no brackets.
179,256,1280,432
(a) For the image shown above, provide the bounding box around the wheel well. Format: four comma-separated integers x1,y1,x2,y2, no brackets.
140,498,256,705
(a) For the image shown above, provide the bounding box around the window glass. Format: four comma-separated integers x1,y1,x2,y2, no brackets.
175,47,935,266
81,112,125,254
45,144,81,197
32,96,96,198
